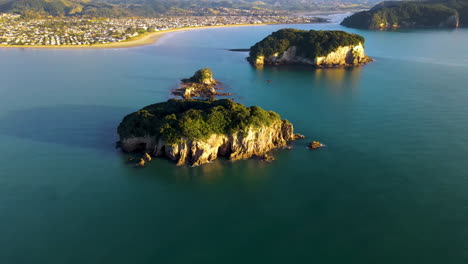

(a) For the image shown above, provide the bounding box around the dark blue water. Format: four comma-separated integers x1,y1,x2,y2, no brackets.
1,18,468,263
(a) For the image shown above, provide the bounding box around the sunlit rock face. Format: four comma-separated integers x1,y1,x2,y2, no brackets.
248,29,372,68
252,43,371,67
120,119,295,166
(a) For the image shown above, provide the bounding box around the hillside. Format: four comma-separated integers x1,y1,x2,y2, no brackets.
0,0,376,17
0,0,131,17
341,0,468,29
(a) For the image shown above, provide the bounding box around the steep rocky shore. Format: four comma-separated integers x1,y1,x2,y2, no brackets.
120,119,295,166
252,43,372,67
117,99,299,166
248,29,372,68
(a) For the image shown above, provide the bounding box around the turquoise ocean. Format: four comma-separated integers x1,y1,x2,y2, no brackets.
1,14,468,263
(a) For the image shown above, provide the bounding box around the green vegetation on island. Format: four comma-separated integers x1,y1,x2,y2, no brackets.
341,0,468,29
248,28,365,62
175,68,230,98
117,99,283,144
182,68,215,85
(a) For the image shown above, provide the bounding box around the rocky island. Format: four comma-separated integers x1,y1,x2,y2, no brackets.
341,0,468,29
173,68,229,99
248,29,372,68
117,99,300,166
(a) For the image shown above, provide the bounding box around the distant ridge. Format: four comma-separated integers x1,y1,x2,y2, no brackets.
0,0,130,17
341,0,468,29
0,0,378,18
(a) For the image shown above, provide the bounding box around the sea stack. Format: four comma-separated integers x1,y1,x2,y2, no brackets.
248,29,372,68
173,68,229,99
117,99,300,166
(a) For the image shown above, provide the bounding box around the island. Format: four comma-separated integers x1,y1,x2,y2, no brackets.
117,99,301,166
248,29,372,68
341,0,468,29
173,68,229,99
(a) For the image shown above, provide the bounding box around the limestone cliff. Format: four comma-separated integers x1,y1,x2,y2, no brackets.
248,29,372,68
120,119,295,166
117,99,299,166
253,43,371,67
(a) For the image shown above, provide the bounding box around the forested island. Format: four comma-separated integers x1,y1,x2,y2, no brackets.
248,29,372,67
341,0,468,29
117,99,301,166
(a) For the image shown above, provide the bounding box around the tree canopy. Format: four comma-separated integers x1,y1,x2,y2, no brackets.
118,99,283,144
249,29,365,60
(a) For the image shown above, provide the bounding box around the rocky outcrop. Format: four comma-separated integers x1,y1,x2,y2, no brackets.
183,68,217,85
248,29,372,68
308,141,324,150
253,43,372,67
120,119,296,166
173,68,230,99
439,15,460,28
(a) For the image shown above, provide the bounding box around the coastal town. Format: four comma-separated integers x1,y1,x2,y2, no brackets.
0,13,324,46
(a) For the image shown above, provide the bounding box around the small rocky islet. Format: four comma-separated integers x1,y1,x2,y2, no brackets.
172,68,230,99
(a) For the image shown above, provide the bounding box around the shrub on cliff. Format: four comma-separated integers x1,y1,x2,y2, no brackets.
117,99,284,144
249,29,365,60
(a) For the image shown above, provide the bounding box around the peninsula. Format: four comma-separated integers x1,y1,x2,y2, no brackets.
341,0,468,29
117,99,300,166
248,29,372,68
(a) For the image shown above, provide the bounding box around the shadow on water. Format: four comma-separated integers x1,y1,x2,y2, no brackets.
0,105,133,152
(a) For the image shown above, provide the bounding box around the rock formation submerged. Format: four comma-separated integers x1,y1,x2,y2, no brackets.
117,99,300,166
173,68,230,99
248,29,372,68
341,1,466,29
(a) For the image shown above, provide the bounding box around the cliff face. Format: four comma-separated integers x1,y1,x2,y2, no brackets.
439,15,460,28
253,43,372,67
120,119,295,166
249,29,372,68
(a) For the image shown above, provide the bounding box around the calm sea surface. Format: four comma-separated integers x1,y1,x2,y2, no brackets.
1,15,468,263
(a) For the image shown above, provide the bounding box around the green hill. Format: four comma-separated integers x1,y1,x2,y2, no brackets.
341,0,468,29
0,0,130,17
0,0,375,17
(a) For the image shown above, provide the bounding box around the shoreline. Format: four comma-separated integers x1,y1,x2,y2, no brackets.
0,23,274,50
